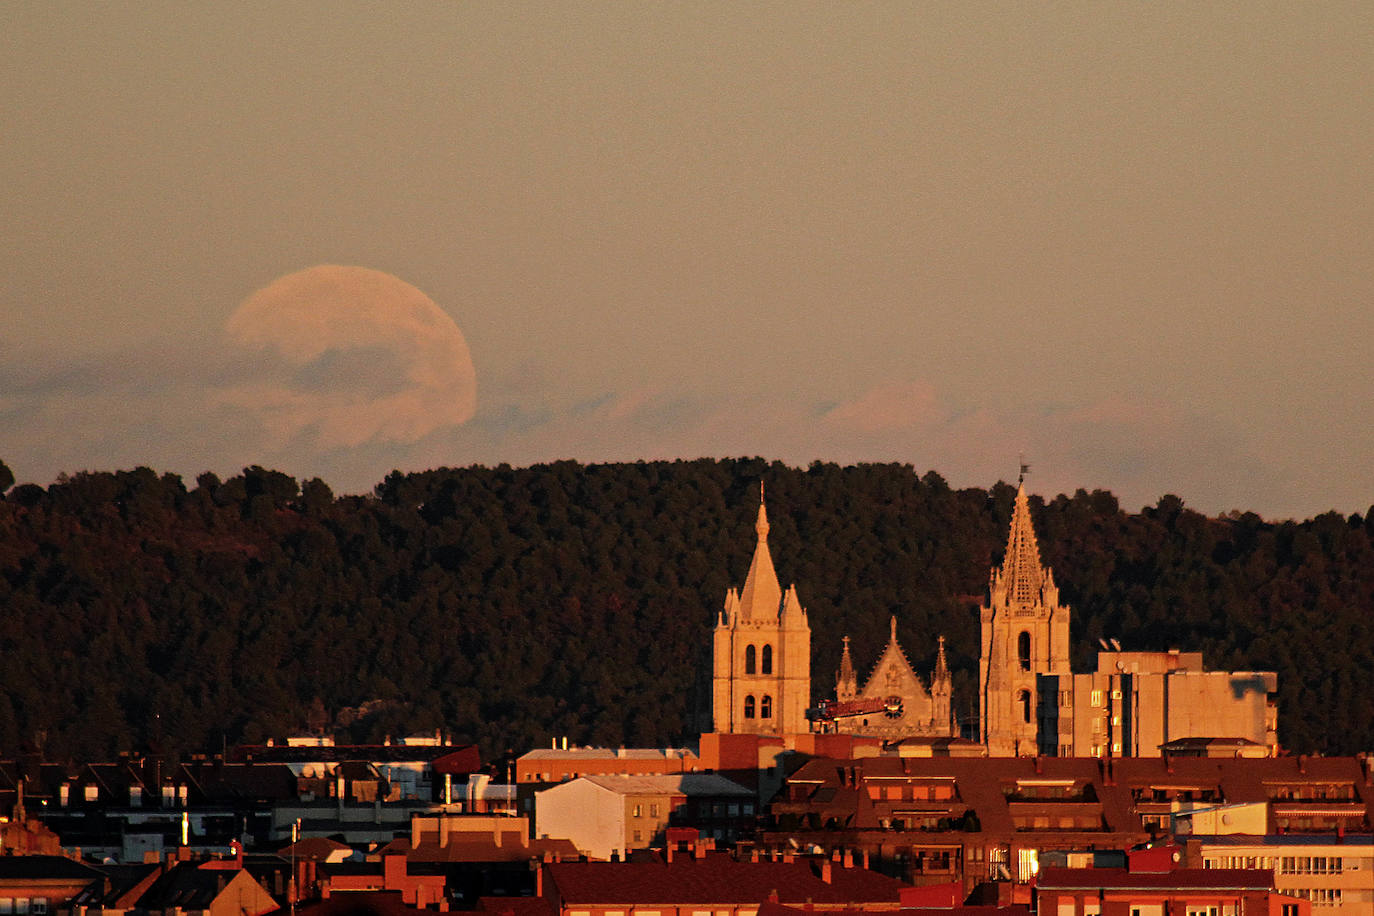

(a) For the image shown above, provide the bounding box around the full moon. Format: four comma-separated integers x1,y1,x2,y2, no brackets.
223,265,477,449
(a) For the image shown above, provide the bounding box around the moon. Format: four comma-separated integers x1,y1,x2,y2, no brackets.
223,265,477,449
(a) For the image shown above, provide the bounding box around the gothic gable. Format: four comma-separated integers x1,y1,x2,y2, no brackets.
860,636,932,706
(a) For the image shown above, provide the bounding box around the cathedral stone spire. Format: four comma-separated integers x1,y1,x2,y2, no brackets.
836,635,858,701
998,483,1046,606
934,634,950,682
712,485,812,736
737,483,782,620
979,477,1071,756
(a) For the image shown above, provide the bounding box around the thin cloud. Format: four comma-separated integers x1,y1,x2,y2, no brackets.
822,379,942,433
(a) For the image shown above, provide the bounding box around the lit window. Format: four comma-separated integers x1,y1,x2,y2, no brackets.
1090,690,1103,706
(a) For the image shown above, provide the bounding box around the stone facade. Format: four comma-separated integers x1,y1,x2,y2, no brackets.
824,619,955,740
711,488,811,736
978,482,1072,756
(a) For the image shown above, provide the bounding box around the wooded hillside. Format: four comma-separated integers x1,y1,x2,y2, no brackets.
0,458,1369,760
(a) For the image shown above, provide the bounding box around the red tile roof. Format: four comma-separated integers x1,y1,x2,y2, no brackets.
1036,867,1276,890
548,852,909,905
476,896,557,916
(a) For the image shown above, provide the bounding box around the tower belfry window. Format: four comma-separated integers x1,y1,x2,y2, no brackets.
744,695,756,719
761,695,772,719
1018,689,1032,724
745,644,756,674
1018,632,1031,671
761,644,773,674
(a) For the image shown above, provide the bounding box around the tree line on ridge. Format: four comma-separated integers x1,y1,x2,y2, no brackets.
0,457,1369,762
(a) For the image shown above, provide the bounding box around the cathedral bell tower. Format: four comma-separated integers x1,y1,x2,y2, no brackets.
979,482,1071,756
711,486,811,735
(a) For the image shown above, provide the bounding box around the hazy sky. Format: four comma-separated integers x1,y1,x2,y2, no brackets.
4,3,1371,519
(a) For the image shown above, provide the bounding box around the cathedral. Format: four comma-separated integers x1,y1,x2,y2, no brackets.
710,478,1277,757
710,487,952,741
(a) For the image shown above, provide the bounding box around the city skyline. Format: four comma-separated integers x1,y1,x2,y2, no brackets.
5,3,1372,520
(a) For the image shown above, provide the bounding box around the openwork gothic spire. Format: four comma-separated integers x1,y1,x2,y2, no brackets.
1000,483,1046,605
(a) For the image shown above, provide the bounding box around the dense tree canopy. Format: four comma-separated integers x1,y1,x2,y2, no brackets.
0,458,1369,761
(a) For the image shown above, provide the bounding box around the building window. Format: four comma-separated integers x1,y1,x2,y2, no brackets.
1018,631,1032,671
1018,689,1032,724
649,803,659,817
632,830,642,842
1091,689,1104,706
761,644,773,674
633,804,642,817
761,695,773,719
745,644,756,674
744,695,756,718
